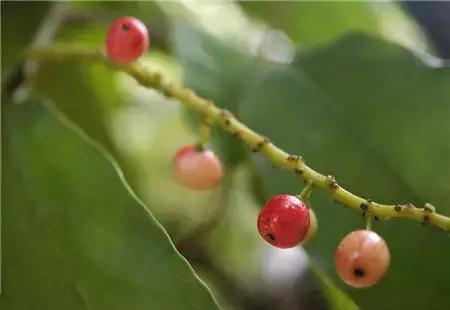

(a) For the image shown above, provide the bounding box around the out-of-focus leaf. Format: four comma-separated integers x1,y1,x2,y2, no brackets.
169,21,276,167
313,268,359,310
34,61,125,168
240,34,450,309
1,1,49,72
168,17,357,307
61,2,168,50
1,99,219,309
239,1,380,45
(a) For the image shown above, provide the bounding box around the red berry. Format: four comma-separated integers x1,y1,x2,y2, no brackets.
257,195,310,248
106,16,149,63
335,230,390,288
173,145,223,190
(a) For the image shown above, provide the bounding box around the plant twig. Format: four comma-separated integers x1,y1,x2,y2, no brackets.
26,44,450,232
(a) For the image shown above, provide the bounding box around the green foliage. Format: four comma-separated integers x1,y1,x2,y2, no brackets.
239,1,380,45
3,1,450,309
240,34,450,309
1,1,49,72
2,99,218,310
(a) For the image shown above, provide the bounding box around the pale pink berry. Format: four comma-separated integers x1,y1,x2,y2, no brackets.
106,16,149,63
335,230,390,288
302,208,317,245
173,145,223,190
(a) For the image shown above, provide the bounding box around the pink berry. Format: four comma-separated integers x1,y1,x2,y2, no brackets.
302,208,318,245
106,16,149,63
257,195,310,248
335,230,390,288
173,145,223,190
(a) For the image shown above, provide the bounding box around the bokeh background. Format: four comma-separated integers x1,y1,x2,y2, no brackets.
2,1,450,310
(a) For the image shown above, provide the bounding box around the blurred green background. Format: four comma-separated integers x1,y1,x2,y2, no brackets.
2,1,450,309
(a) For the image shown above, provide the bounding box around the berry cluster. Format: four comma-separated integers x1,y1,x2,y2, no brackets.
106,17,391,289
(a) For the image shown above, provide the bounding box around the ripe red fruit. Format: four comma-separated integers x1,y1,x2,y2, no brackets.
106,16,149,63
173,145,223,190
257,195,310,248
335,230,390,288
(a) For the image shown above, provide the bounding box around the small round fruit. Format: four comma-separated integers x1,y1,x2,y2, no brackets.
257,195,310,248
302,208,317,245
173,145,223,190
106,16,149,63
335,230,390,288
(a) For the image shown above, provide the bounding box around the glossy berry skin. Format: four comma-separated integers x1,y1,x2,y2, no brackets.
257,195,310,248
335,230,390,288
173,145,223,190
106,16,149,63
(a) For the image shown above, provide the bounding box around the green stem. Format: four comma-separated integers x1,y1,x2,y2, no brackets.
299,181,314,202
26,44,450,232
197,120,212,150
365,213,373,231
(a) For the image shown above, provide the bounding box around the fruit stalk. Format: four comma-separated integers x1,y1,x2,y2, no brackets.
27,44,450,231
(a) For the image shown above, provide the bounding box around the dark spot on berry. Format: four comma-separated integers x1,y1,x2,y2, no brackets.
266,232,275,241
353,267,366,278
121,23,130,31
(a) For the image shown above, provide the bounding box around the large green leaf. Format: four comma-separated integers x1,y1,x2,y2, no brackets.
239,1,380,45
1,99,218,309
169,17,357,309
239,34,450,309
170,21,277,167
1,1,49,72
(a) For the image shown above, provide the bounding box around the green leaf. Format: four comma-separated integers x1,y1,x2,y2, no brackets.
1,1,49,72
169,21,275,167
1,99,218,309
313,267,359,310
34,62,120,156
239,1,380,45
168,18,357,307
240,34,450,309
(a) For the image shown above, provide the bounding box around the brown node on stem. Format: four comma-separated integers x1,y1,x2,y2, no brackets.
424,203,435,213
360,203,369,212
233,131,241,139
153,72,162,85
252,137,270,153
286,154,303,163
423,215,431,225
294,168,303,175
327,175,339,190
220,109,233,119
394,204,403,212
162,84,174,98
